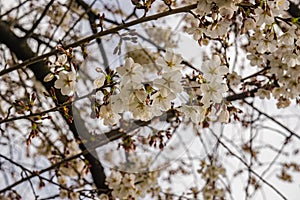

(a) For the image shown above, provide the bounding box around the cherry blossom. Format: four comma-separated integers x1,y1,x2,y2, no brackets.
155,49,184,72
3,0,300,199
254,7,275,26
151,90,176,111
129,96,156,121
118,82,146,104
117,57,143,85
205,19,231,38
200,81,228,106
256,88,271,100
186,19,203,41
218,108,230,123
201,55,228,82
105,156,160,200
99,104,121,126
55,54,68,66
276,0,290,11
93,73,106,89
178,104,206,123
154,71,183,94
122,173,136,188
54,71,76,96
227,71,242,87
110,94,126,113
196,0,211,15
106,170,122,189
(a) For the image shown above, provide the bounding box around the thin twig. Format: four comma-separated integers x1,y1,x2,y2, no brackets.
0,3,197,76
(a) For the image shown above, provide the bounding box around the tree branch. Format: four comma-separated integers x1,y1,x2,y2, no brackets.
23,0,55,39
0,20,108,192
210,130,288,200
0,3,197,77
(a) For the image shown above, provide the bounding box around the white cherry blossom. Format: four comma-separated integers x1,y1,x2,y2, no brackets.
117,57,143,85
200,81,228,106
256,38,277,54
201,55,228,81
155,50,184,72
110,94,126,113
178,104,206,123
129,96,155,121
243,18,256,31
219,108,230,123
276,0,290,11
122,173,136,188
227,71,242,87
255,7,274,26
279,29,296,46
54,71,76,96
205,20,231,38
119,82,145,102
256,88,271,99
152,91,176,111
94,74,106,89
55,54,68,66
186,26,203,41
106,170,122,189
154,71,183,94
99,104,121,126
196,0,211,15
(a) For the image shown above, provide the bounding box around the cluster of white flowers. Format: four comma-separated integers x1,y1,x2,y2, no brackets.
186,0,299,109
197,0,241,18
242,0,300,108
103,170,159,199
44,54,77,96
37,137,84,178
37,139,84,199
198,160,226,200
93,47,230,125
101,155,160,200
186,0,241,40
57,176,80,200
145,26,177,49
180,54,229,123
96,50,184,124
200,55,228,107
126,45,159,73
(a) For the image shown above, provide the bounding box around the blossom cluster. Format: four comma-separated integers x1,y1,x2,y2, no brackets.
186,0,299,109
186,0,242,41
179,54,230,123
56,141,85,199
36,137,85,199
100,155,160,200
145,26,178,49
102,170,160,199
198,159,226,200
44,53,77,96
94,49,185,124
93,47,229,126
241,0,300,108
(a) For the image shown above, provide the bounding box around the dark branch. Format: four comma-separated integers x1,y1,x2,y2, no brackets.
0,20,108,192
24,0,55,39
288,1,300,17
0,3,198,77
